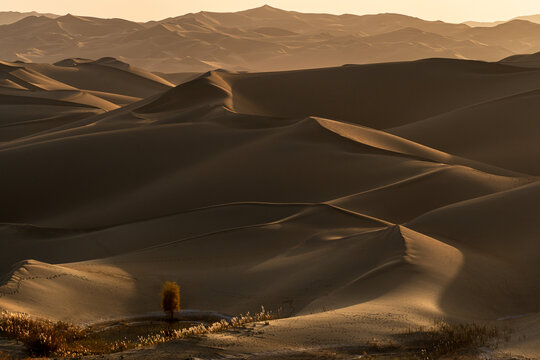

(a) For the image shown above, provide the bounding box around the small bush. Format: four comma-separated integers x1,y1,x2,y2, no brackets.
406,320,503,358
160,281,180,320
428,321,499,355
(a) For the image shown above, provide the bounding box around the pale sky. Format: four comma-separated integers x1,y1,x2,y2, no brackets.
3,0,540,23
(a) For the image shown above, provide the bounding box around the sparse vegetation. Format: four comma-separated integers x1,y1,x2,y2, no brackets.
0,307,277,358
0,310,509,359
160,281,180,321
402,320,507,359
0,351,31,360
136,306,275,348
0,312,85,357
424,321,500,355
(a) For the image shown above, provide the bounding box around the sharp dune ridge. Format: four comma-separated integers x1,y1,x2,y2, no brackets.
1,19,540,357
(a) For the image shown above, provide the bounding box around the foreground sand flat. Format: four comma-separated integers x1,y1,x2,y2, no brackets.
1,57,540,358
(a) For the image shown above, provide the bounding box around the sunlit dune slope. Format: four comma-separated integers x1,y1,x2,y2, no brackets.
0,56,540,357
0,58,173,141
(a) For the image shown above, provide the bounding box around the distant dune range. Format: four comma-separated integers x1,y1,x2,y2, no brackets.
1,50,540,357
2,6,540,72
0,11,57,25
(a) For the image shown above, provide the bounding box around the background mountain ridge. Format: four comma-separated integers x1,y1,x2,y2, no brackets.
2,6,540,72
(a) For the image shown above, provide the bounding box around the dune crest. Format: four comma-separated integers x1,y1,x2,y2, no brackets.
1,51,540,357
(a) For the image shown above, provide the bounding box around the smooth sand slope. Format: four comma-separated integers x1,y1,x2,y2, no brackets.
501,50,540,68
0,58,173,142
1,57,540,357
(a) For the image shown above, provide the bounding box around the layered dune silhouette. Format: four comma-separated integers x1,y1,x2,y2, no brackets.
0,11,57,25
2,6,540,72
0,57,174,142
1,51,540,357
2,5,540,359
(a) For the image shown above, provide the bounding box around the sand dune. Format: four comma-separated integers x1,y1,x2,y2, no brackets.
0,11,58,25
458,20,540,54
501,50,540,68
465,14,540,27
389,88,540,175
407,182,540,319
0,58,173,141
169,59,540,130
1,54,540,358
2,6,540,72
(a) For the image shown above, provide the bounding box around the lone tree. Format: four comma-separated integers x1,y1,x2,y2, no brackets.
161,281,180,321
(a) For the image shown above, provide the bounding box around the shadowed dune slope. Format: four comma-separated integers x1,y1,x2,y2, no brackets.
183,59,540,129
389,89,540,175
408,182,540,268
501,50,540,68
0,58,174,141
406,182,540,319
0,57,540,357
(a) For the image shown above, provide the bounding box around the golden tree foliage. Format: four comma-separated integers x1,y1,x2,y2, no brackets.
160,281,180,320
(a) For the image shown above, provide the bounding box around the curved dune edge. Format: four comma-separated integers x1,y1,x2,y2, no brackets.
0,58,174,143
389,88,540,175
1,57,540,358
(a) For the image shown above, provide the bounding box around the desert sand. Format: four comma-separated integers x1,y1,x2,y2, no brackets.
3,6,540,73
1,5,540,359
0,51,540,358
0,11,57,25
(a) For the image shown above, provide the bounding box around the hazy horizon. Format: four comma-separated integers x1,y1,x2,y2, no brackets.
3,0,540,23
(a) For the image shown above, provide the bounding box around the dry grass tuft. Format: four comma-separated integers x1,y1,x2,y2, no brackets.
135,306,276,347
0,307,278,357
426,321,499,354
0,311,85,357
0,351,29,360
405,320,507,359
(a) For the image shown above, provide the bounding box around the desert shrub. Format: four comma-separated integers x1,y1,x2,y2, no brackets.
429,321,498,354
161,281,180,320
407,320,502,358
0,312,85,356
0,306,279,356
